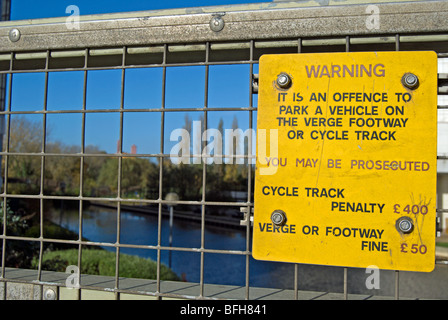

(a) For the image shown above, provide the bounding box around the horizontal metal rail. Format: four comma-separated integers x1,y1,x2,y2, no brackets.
1,1,448,52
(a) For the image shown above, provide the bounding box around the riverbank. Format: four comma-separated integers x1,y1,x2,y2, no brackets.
35,248,180,281
91,201,448,260
90,201,246,230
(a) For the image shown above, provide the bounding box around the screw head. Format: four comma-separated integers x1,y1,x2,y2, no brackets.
9,28,21,42
276,73,292,89
402,73,419,89
210,16,224,32
44,288,56,300
271,210,287,226
396,216,414,234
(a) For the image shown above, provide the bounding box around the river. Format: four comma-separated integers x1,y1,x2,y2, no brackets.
47,204,295,288
46,204,448,299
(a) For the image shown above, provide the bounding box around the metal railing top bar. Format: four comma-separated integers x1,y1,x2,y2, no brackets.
0,1,447,53
0,0,440,26
0,234,250,256
0,40,448,74
0,33,448,62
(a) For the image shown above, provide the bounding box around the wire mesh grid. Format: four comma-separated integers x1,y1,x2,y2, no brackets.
0,42,260,300
0,12,447,300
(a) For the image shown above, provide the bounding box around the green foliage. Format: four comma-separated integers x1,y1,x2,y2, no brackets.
436,241,448,248
25,221,79,241
35,248,180,281
1,199,180,281
0,200,38,268
0,201,27,235
4,115,253,202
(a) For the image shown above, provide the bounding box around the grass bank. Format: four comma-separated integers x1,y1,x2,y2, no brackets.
33,248,180,281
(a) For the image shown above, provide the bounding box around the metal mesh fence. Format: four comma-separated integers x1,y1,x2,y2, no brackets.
0,0,448,300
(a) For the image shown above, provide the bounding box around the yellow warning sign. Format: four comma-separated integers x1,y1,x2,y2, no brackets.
253,51,437,272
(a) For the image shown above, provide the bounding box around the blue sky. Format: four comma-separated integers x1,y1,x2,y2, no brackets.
10,0,265,20
8,0,262,156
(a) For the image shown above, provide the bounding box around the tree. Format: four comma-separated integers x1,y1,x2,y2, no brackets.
0,199,39,268
223,116,239,185
4,116,42,194
82,145,108,197
44,141,81,195
95,157,159,199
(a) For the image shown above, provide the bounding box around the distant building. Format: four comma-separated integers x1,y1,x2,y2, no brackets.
117,140,137,155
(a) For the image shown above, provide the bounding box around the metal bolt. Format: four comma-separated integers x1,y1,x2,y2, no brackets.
396,217,414,234
276,73,292,89
402,73,419,89
210,16,225,32
44,288,56,300
9,28,21,42
271,210,287,226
